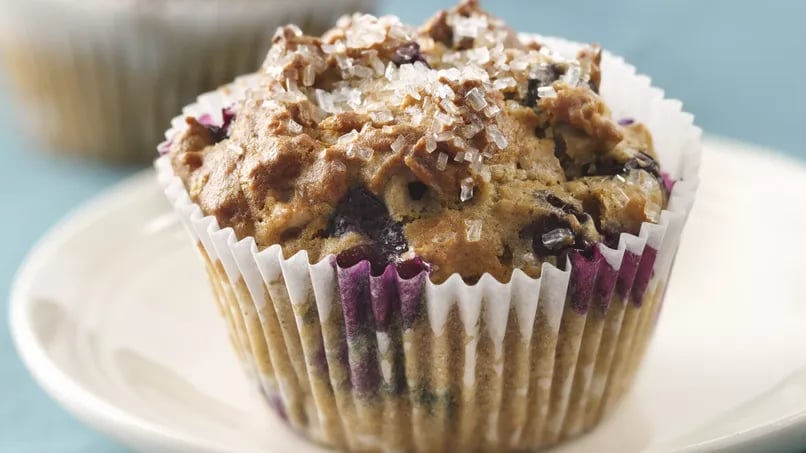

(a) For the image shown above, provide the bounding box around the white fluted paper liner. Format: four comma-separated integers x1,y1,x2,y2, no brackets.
155,36,701,452
0,0,373,162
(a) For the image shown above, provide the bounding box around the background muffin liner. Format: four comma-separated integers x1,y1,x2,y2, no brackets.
154,35,701,452
0,0,373,163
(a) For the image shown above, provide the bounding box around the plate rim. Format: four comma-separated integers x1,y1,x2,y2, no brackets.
8,170,239,453
8,137,806,453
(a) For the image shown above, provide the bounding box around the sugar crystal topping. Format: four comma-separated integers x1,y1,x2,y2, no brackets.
255,4,596,200
465,219,483,242
541,228,574,250
390,134,408,153
167,0,670,286
644,201,662,222
436,152,449,170
460,177,475,202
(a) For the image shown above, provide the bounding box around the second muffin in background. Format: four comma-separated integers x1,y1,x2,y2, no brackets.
0,0,374,163
158,0,700,451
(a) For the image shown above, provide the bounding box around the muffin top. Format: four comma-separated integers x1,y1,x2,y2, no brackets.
167,0,668,283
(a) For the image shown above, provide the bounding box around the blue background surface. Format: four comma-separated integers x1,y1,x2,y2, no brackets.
0,1,803,451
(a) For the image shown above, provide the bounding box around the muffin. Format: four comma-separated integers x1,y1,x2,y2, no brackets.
0,0,373,163
156,1,701,451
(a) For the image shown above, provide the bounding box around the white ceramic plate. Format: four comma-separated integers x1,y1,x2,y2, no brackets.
10,137,806,453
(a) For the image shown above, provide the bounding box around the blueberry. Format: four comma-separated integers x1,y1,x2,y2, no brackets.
200,107,236,144
329,187,409,273
329,187,394,238
524,79,541,108
205,125,227,143
521,213,593,259
618,118,635,126
538,64,562,85
523,65,560,108
580,151,661,179
623,151,660,178
221,106,236,129
600,227,621,249
537,191,592,225
393,42,430,68
539,191,576,214
580,160,614,177
336,244,387,275
552,133,576,177
396,257,429,279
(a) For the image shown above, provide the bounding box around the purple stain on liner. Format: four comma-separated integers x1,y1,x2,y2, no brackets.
661,172,676,194
197,113,214,126
568,249,602,314
334,255,428,396
337,260,372,338
370,265,399,333
594,254,620,313
337,337,352,391
618,117,635,126
337,260,380,397
197,107,236,127
268,395,288,421
631,246,658,305
398,267,426,330
259,386,288,422
351,355,381,398
157,139,172,156
615,251,642,299
221,106,236,128
312,346,330,376
336,251,428,331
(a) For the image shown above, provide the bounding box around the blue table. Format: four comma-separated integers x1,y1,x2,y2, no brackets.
1,1,803,451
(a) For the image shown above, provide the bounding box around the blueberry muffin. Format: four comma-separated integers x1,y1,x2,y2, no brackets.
158,1,699,451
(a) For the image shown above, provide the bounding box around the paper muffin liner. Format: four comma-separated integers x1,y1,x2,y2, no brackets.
154,35,701,452
0,0,373,163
